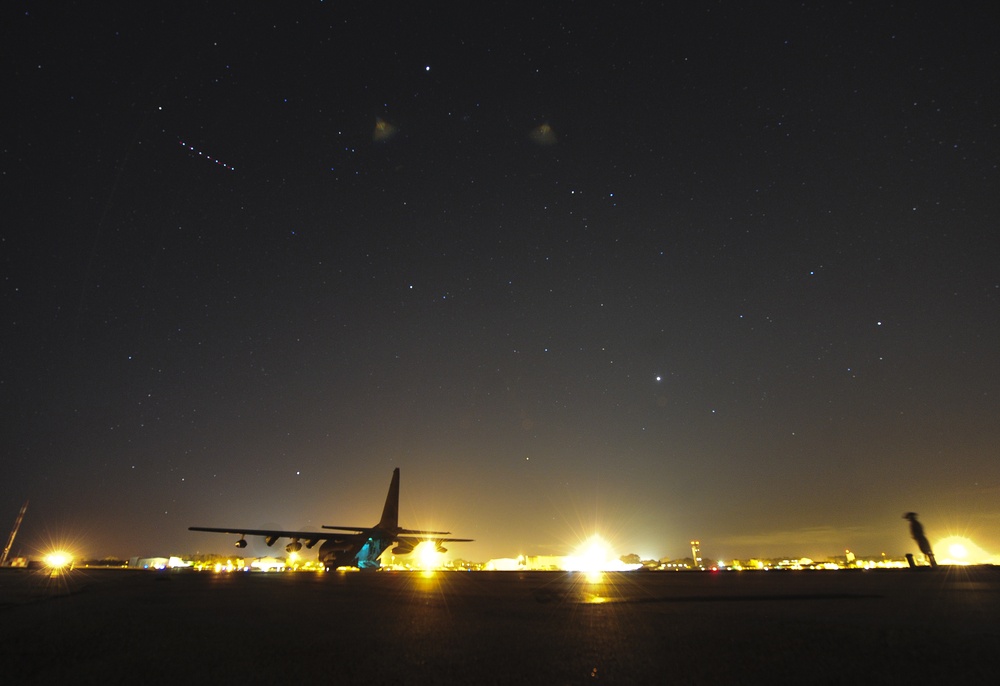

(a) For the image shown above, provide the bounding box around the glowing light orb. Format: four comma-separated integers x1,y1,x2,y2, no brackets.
45,551,73,569
529,122,557,146
415,541,444,570
935,536,996,565
575,536,611,572
373,117,398,142
561,535,644,573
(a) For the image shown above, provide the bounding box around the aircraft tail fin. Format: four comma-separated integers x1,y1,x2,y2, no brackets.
378,467,401,530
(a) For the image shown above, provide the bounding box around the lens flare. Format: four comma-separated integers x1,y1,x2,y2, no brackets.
935,536,996,565
45,551,73,569
415,541,444,570
562,535,643,572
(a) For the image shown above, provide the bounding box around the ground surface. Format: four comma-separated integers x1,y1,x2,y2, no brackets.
1,566,998,683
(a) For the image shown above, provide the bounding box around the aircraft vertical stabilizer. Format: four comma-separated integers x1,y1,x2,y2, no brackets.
378,467,401,530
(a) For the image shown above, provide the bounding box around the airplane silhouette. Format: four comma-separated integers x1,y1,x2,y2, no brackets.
190,468,472,570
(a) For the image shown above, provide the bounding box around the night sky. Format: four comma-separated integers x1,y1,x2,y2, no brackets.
4,2,998,564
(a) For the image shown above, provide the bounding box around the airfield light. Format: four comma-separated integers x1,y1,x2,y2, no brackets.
936,536,996,565
416,541,444,570
563,535,612,573
45,551,73,569
580,536,610,571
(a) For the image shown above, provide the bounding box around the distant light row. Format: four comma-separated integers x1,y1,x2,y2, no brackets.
179,141,236,171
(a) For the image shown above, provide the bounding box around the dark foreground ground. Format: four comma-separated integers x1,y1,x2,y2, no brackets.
1,566,998,684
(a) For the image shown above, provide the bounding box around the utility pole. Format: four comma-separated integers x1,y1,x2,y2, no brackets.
1,500,29,566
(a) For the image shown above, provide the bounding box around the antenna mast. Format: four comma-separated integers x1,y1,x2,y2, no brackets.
2,500,29,566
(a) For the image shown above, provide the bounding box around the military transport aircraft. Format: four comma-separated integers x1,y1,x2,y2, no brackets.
190,468,472,570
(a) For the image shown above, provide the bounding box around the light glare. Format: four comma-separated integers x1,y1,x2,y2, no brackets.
415,541,444,570
936,536,997,565
45,551,73,569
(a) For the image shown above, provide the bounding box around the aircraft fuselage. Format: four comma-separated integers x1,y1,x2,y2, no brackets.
319,527,395,570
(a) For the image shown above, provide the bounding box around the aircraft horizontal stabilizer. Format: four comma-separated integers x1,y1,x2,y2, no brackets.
320,525,371,532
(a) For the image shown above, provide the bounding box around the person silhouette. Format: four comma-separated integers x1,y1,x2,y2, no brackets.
903,512,937,567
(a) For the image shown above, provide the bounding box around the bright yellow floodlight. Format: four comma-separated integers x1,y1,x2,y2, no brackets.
936,536,995,565
45,551,73,569
415,541,444,570
579,536,610,571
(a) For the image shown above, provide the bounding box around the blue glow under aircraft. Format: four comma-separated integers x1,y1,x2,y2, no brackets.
190,468,472,570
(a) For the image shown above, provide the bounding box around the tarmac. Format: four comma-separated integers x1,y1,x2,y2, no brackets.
1,565,998,684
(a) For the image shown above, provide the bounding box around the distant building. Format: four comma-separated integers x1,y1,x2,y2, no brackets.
129,556,192,570
131,557,170,570
690,541,702,569
524,555,564,571
249,557,285,572
482,555,642,572
484,558,521,571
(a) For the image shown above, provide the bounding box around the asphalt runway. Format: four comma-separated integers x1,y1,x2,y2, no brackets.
2,566,998,684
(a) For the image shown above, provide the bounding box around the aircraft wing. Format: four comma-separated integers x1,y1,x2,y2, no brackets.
189,526,347,542
321,525,473,542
